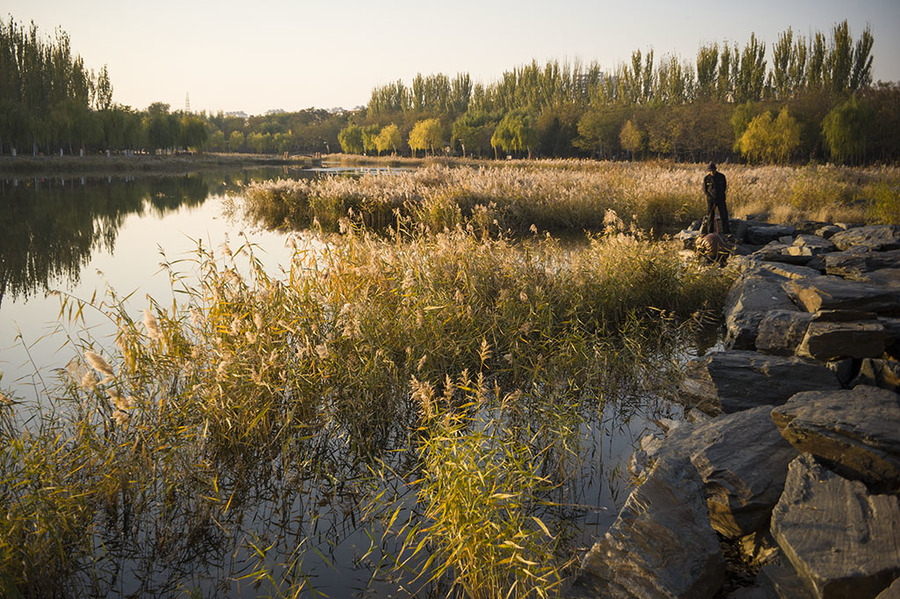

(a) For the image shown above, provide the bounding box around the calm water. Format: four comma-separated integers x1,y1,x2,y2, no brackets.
0,168,678,597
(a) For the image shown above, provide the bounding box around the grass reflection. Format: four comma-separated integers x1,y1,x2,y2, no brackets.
0,223,733,597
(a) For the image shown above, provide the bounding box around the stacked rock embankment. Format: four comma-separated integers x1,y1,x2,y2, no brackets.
569,223,900,599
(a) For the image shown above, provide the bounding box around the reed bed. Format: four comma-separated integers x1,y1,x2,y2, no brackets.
242,161,900,236
0,220,734,597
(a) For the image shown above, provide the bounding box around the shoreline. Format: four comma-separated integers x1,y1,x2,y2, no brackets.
0,152,321,177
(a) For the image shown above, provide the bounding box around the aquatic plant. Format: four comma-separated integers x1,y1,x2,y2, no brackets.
0,223,733,597
241,160,900,235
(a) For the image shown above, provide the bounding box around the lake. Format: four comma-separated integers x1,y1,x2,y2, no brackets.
0,167,679,597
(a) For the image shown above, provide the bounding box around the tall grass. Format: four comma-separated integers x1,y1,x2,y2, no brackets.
241,161,900,237
0,223,734,597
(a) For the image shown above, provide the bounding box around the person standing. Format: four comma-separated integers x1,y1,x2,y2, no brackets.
703,162,730,236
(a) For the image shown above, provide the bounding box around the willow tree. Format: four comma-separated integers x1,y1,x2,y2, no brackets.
374,123,401,155
408,118,443,156
737,107,801,163
822,95,873,164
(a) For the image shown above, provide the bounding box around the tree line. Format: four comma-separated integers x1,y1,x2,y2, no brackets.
1,17,897,164
0,17,348,157
350,21,898,164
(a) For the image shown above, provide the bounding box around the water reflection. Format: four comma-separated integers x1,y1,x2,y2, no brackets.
0,169,300,307
0,168,690,597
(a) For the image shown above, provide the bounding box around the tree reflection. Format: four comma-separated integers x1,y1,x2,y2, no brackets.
0,174,215,306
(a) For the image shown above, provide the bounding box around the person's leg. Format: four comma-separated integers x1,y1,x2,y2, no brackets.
717,198,730,235
704,198,716,234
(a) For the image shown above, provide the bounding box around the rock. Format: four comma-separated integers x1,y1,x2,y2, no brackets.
825,249,900,279
569,457,726,599
881,317,900,343
858,268,900,289
830,225,900,252
816,225,844,239
752,242,814,266
811,309,879,322
688,407,799,538
681,350,841,415
787,234,836,257
756,310,812,355
796,321,888,361
826,359,856,387
675,229,701,250
770,454,900,599
784,276,900,315
875,578,900,599
760,262,822,280
748,225,797,246
853,359,900,392
759,551,819,599
724,269,799,350
771,386,900,492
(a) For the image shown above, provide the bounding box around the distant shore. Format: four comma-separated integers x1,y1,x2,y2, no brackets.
0,152,323,177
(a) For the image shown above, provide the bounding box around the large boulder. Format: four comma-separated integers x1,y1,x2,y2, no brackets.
829,225,900,252
687,406,799,539
784,275,900,315
770,454,900,599
569,457,726,599
724,268,799,349
771,386,900,492
796,320,888,361
785,234,836,257
755,310,813,355
760,262,823,280
875,578,900,599
681,350,841,415
747,224,797,246
853,359,900,392
825,249,900,279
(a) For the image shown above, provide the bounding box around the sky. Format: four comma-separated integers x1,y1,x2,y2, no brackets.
5,0,900,116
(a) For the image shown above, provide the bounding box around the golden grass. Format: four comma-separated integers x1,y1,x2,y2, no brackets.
0,195,736,596
242,161,900,239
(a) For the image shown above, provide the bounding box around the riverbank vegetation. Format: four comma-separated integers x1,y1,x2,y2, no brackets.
3,17,898,165
0,213,733,596
242,161,900,235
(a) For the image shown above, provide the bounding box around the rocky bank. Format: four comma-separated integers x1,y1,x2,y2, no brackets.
568,222,900,599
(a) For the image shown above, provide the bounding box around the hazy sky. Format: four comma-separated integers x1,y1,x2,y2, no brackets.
5,0,899,115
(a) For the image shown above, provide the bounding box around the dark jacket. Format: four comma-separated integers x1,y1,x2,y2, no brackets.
704,171,727,202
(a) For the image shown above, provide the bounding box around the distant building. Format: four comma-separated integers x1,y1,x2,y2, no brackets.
225,111,249,119
265,108,286,115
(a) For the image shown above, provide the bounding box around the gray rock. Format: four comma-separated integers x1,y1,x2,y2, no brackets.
816,225,844,239
771,386,900,492
825,249,900,279
796,321,888,361
826,359,856,387
875,578,900,599
830,225,900,252
812,309,879,322
788,234,836,256
752,243,814,266
724,269,798,350
784,275,900,314
756,310,812,355
759,551,819,599
748,225,797,246
676,229,701,250
688,407,799,538
681,350,841,415
858,268,900,289
770,454,900,599
853,359,900,392
760,262,822,280
569,457,726,599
